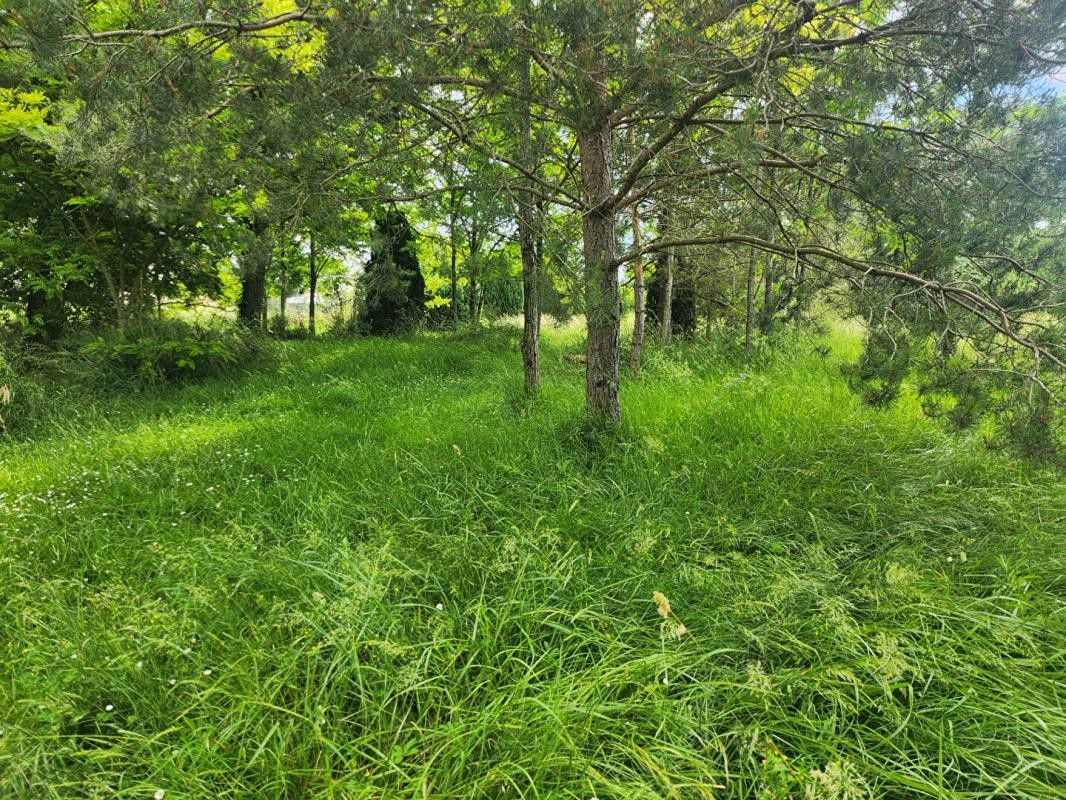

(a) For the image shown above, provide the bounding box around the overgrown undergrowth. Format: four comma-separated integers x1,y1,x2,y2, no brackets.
1,324,1063,799
0,318,278,434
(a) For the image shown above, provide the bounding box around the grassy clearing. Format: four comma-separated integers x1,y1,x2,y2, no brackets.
1,323,1063,799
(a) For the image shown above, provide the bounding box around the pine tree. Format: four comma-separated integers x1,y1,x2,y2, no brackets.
358,210,425,335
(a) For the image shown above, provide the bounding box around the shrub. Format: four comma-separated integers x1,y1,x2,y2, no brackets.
267,314,311,341
0,319,278,435
82,318,278,385
358,210,426,335
325,304,361,338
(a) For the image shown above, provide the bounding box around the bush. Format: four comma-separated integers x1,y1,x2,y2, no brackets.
325,304,361,338
82,318,278,385
267,314,311,341
0,319,279,435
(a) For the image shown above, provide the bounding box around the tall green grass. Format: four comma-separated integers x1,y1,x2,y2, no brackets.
1,323,1063,799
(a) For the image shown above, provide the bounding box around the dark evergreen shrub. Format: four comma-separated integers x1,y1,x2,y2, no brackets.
358,211,426,335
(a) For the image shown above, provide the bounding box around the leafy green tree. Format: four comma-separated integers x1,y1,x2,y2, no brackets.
0,87,219,338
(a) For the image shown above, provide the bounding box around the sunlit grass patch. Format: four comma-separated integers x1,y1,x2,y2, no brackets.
1,325,1063,798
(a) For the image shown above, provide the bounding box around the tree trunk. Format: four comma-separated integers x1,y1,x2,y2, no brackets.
760,255,774,334
467,228,480,328
75,209,125,329
279,259,288,327
660,247,674,343
237,265,266,326
308,232,317,336
580,116,620,423
519,210,540,394
792,261,807,327
629,200,645,374
449,193,460,328
131,268,145,325
238,222,270,328
450,232,459,327
468,276,478,327
517,32,540,395
745,247,756,360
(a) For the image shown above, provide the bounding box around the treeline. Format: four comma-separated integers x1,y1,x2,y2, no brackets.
1,1,1064,459
0,116,551,343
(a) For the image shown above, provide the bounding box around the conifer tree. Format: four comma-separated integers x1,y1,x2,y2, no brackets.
358,209,425,335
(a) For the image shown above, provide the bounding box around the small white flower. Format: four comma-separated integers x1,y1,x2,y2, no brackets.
202,668,212,676
105,704,114,712
661,676,668,685
154,789,166,800
169,679,177,686
435,603,444,611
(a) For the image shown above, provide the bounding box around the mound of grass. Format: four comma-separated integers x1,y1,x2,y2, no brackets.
0,325,1063,798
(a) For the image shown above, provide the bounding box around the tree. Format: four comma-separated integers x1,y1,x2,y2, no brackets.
358,209,425,335
8,0,1065,446
0,86,220,338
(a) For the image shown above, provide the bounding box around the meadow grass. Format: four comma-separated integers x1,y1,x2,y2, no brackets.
0,322,1063,799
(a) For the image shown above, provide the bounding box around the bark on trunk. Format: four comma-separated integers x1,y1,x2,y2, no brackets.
792,261,807,327
629,201,645,375
308,232,317,336
580,118,620,423
660,247,674,343
519,211,540,395
517,35,540,395
468,276,478,327
449,194,460,328
760,255,774,334
238,221,270,328
467,229,480,328
450,235,459,327
745,247,756,360
279,262,288,326
237,266,267,327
